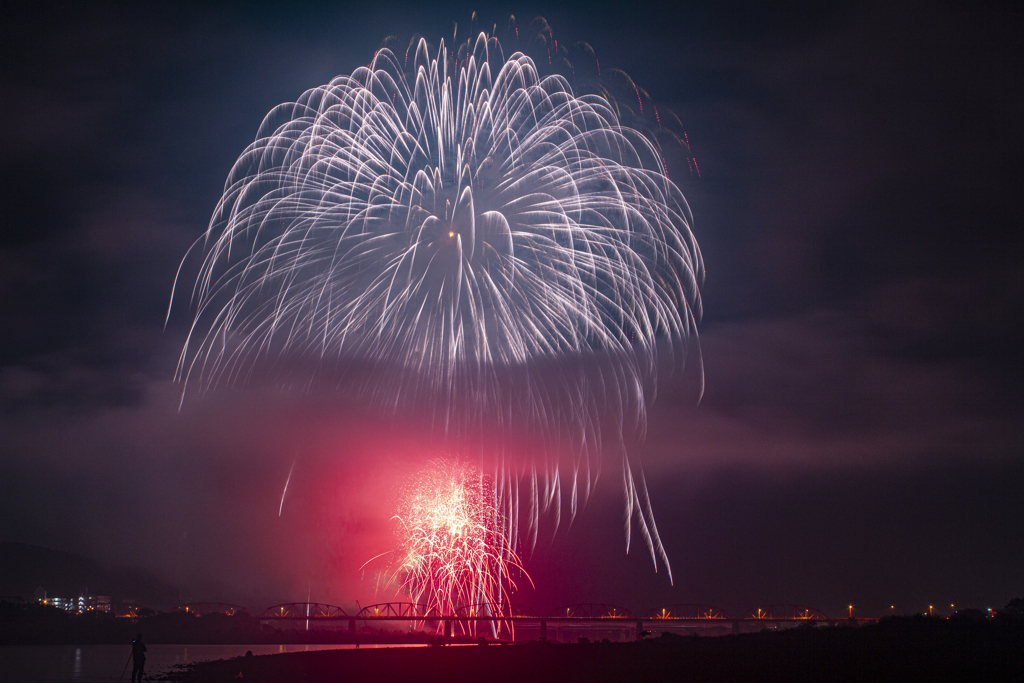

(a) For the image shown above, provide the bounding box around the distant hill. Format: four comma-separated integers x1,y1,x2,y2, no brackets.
0,542,180,609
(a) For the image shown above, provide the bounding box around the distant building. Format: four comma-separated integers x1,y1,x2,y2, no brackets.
43,596,73,610
36,590,112,613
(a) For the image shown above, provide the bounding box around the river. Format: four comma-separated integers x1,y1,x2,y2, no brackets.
0,643,426,682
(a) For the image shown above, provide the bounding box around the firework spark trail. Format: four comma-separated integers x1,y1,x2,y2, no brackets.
279,460,296,517
381,459,527,633
171,33,703,581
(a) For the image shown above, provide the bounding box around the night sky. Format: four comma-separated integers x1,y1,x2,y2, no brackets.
2,1,1021,619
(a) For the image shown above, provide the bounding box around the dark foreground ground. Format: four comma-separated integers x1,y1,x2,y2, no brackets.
167,617,1022,683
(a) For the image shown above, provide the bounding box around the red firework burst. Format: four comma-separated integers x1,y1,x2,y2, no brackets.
380,459,528,629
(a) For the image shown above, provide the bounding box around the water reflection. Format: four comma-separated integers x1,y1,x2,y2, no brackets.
0,643,428,682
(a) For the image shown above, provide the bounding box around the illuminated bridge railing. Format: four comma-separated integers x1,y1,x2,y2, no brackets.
550,604,636,620
172,603,251,617
455,603,539,619
260,603,348,619
745,605,829,620
645,604,732,620
251,601,852,623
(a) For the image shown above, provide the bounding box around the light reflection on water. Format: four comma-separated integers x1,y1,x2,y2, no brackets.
0,643,426,682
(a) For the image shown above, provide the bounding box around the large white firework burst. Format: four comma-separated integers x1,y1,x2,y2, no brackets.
172,33,703,581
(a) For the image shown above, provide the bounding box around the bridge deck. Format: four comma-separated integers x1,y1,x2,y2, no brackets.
258,615,879,623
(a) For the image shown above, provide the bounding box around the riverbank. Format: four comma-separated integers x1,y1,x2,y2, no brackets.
168,617,1023,683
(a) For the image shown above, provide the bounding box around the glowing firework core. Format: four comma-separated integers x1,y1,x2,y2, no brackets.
392,460,526,621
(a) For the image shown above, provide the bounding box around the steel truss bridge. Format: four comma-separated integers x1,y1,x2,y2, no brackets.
205,602,879,638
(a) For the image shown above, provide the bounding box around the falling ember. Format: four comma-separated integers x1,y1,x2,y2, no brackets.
380,459,529,632
278,460,295,517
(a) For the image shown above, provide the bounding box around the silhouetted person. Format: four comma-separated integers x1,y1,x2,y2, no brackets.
131,632,146,683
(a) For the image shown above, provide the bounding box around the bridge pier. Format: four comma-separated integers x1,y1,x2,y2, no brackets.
636,620,643,639
445,619,453,641
732,620,739,634
348,619,356,634
539,619,547,640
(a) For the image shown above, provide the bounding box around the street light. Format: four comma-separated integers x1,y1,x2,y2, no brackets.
848,605,853,618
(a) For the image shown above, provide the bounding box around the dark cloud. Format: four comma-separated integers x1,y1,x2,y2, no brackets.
645,311,1023,473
